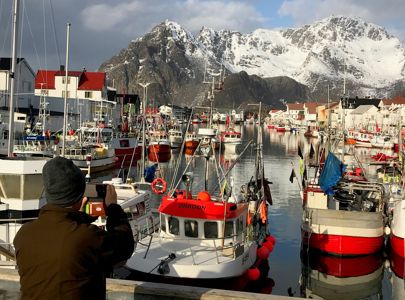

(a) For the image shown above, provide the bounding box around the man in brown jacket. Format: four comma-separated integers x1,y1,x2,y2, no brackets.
13,157,134,300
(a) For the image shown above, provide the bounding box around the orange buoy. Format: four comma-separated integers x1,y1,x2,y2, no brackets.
197,191,211,201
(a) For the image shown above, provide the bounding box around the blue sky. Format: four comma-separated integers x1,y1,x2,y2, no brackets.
0,0,404,71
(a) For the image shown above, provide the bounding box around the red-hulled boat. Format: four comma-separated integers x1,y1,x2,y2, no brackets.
148,131,171,162
111,135,140,167
389,198,405,258
301,152,385,256
184,132,199,154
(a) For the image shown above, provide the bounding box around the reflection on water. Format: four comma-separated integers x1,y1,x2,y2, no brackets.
300,249,384,299
95,125,396,297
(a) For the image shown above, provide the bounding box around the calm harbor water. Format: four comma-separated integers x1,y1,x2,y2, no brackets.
97,124,397,299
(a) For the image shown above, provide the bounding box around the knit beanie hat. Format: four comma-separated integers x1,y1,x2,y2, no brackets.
43,157,86,207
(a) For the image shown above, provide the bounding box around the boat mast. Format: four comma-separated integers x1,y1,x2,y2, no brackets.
7,0,20,157
62,23,71,157
138,82,151,183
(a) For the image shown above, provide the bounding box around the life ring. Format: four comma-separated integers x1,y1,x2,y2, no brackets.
151,178,167,195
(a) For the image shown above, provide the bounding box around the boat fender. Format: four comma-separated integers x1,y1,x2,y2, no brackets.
151,178,167,195
245,267,260,281
264,235,276,247
257,245,270,260
384,226,391,236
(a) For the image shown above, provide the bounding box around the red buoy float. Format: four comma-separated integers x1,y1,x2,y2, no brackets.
265,235,276,246
257,245,270,260
246,267,260,281
263,240,274,252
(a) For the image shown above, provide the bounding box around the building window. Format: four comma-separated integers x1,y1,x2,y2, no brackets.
62,91,70,98
204,222,218,238
85,91,93,98
62,77,70,84
184,220,198,238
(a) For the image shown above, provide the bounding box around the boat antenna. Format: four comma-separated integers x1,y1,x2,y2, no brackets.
7,0,20,157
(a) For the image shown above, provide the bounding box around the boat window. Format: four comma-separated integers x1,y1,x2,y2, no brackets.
120,139,130,147
184,220,198,238
160,214,166,232
168,216,179,235
204,222,218,238
224,221,234,238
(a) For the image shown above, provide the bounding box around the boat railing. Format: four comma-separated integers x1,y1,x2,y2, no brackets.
137,230,248,265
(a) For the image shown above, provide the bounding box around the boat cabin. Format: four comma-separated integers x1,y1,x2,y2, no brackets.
158,190,248,248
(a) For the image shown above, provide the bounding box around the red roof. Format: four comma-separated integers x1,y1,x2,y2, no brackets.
35,70,105,91
304,102,320,114
381,96,405,106
287,103,304,110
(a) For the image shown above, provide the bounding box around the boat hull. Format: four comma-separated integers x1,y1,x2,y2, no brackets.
302,208,384,256
148,144,171,162
390,199,405,257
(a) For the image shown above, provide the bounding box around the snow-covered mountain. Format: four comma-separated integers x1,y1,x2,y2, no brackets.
100,16,405,107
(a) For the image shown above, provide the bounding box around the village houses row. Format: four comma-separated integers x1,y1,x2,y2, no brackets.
269,97,405,134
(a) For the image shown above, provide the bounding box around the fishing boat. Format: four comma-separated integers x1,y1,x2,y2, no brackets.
110,133,140,167
147,130,171,162
219,128,242,151
301,151,386,256
300,250,384,299
168,127,183,149
389,249,405,300
90,178,160,236
389,197,405,258
123,103,275,283
184,131,199,154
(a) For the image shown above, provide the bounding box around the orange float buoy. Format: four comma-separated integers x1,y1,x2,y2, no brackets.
197,191,211,201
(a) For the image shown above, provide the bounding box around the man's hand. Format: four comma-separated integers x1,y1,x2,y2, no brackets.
104,184,117,207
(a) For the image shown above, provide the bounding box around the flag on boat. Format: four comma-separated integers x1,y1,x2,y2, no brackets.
319,152,346,195
289,169,296,183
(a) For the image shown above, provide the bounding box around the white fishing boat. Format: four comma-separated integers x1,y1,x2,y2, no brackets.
124,103,275,282
168,127,183,149
301,151,386,256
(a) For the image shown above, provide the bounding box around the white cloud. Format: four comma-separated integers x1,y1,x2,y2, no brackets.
81,0,267,35
278,0,405,39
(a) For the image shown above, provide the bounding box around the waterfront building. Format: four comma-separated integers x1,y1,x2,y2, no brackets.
34,66,115,130
0,57,37,113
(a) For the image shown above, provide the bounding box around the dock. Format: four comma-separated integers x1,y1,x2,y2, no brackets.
0,268,297,299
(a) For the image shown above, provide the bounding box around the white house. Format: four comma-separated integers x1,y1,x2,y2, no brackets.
34,67,114,130
0,57,37,112
349,105,379,131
